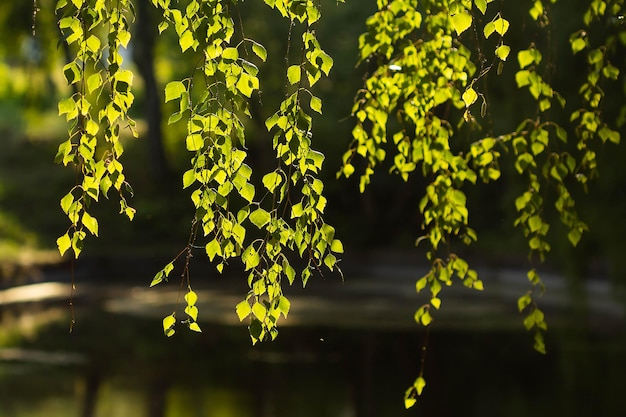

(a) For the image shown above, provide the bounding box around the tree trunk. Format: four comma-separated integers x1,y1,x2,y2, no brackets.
79,370,101,417
132,0,169,181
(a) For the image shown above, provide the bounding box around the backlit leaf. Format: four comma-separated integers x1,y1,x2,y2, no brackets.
250,208,271,228
251,40,267,61
462,87,478,107
495,44,510,61
162,314,176,337
451,12,472,35
56,233,71,256
236,300,252,321
82,212,99,236
287,65,301,84
310,95,322,114
165,81,186,103
185,290,198,306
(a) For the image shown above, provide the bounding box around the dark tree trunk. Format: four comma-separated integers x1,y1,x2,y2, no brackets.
146,378,169,417
132,0,169,181
79,370,101,417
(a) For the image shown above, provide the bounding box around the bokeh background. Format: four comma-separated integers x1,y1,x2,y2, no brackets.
1,1,625,416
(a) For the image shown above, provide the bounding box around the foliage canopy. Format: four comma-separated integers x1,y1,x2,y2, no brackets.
47,0,625,407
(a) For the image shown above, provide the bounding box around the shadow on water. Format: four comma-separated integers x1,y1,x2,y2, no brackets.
1,259,625,417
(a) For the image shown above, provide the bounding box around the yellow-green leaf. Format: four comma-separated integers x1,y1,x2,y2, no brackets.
56,233,72,256
451,12,472,35
165,81,186,103
310,95,322,114
185,305,198,321
185,290,198,306
250,208,271,228
236,300,252,321
495,44,511,61
474,0,487,14
462,87,478,107
186,134,204,151
251,41,267,62
262,171,282,192
163,314,176,337
287,65,301,84
82,212,99,236
415,377,426,395
222,47,239,61
492,17,509,36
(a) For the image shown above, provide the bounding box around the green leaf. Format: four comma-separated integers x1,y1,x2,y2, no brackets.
310,95,322,114
206,239,222,261
330,239,344,253
82,212,99,236
518,50,535,69
189,322,202,332
517,293,532,312
87,72,102,94
236,300,252,321
415,376,426,395
185,290,198,306
568,228,582,247
278,296,290,318
56,233,72,256
451,11,472,35
474,0,487,14
251,40,267,62
528,215,543,233
495,45,511,61
242,245,260,270
163,314,176,337
287,65,301,84
570,37,586,54
262,171,282,192
483,21,495,38
222,47,239,61
165,81,186,103
324,253,337,270
58,97,76,119
236,72,259,98
182,169,196,189
283,260,296,284
317,50,333,75
179,30,194,52
239,183,255,203
462,87,478,107
60,192,74,214
252,302,267,320
492,17,509,36
404,396,416,409
185,305,198,321
186,134,204,151
249,208,271,228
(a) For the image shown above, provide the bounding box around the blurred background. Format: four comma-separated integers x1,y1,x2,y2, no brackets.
1,1,625,416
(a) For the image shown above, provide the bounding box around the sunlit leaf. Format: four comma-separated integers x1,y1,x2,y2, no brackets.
236,300,252,321
162,314,176,337
451,12,472,35
251,40,267,61
56,233,72,256
287,65,301,84
165,81,186,103
82,212,99,236
250,208,271,228
185,290,198,306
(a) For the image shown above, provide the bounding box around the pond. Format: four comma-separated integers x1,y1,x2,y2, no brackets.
1,259,625,417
